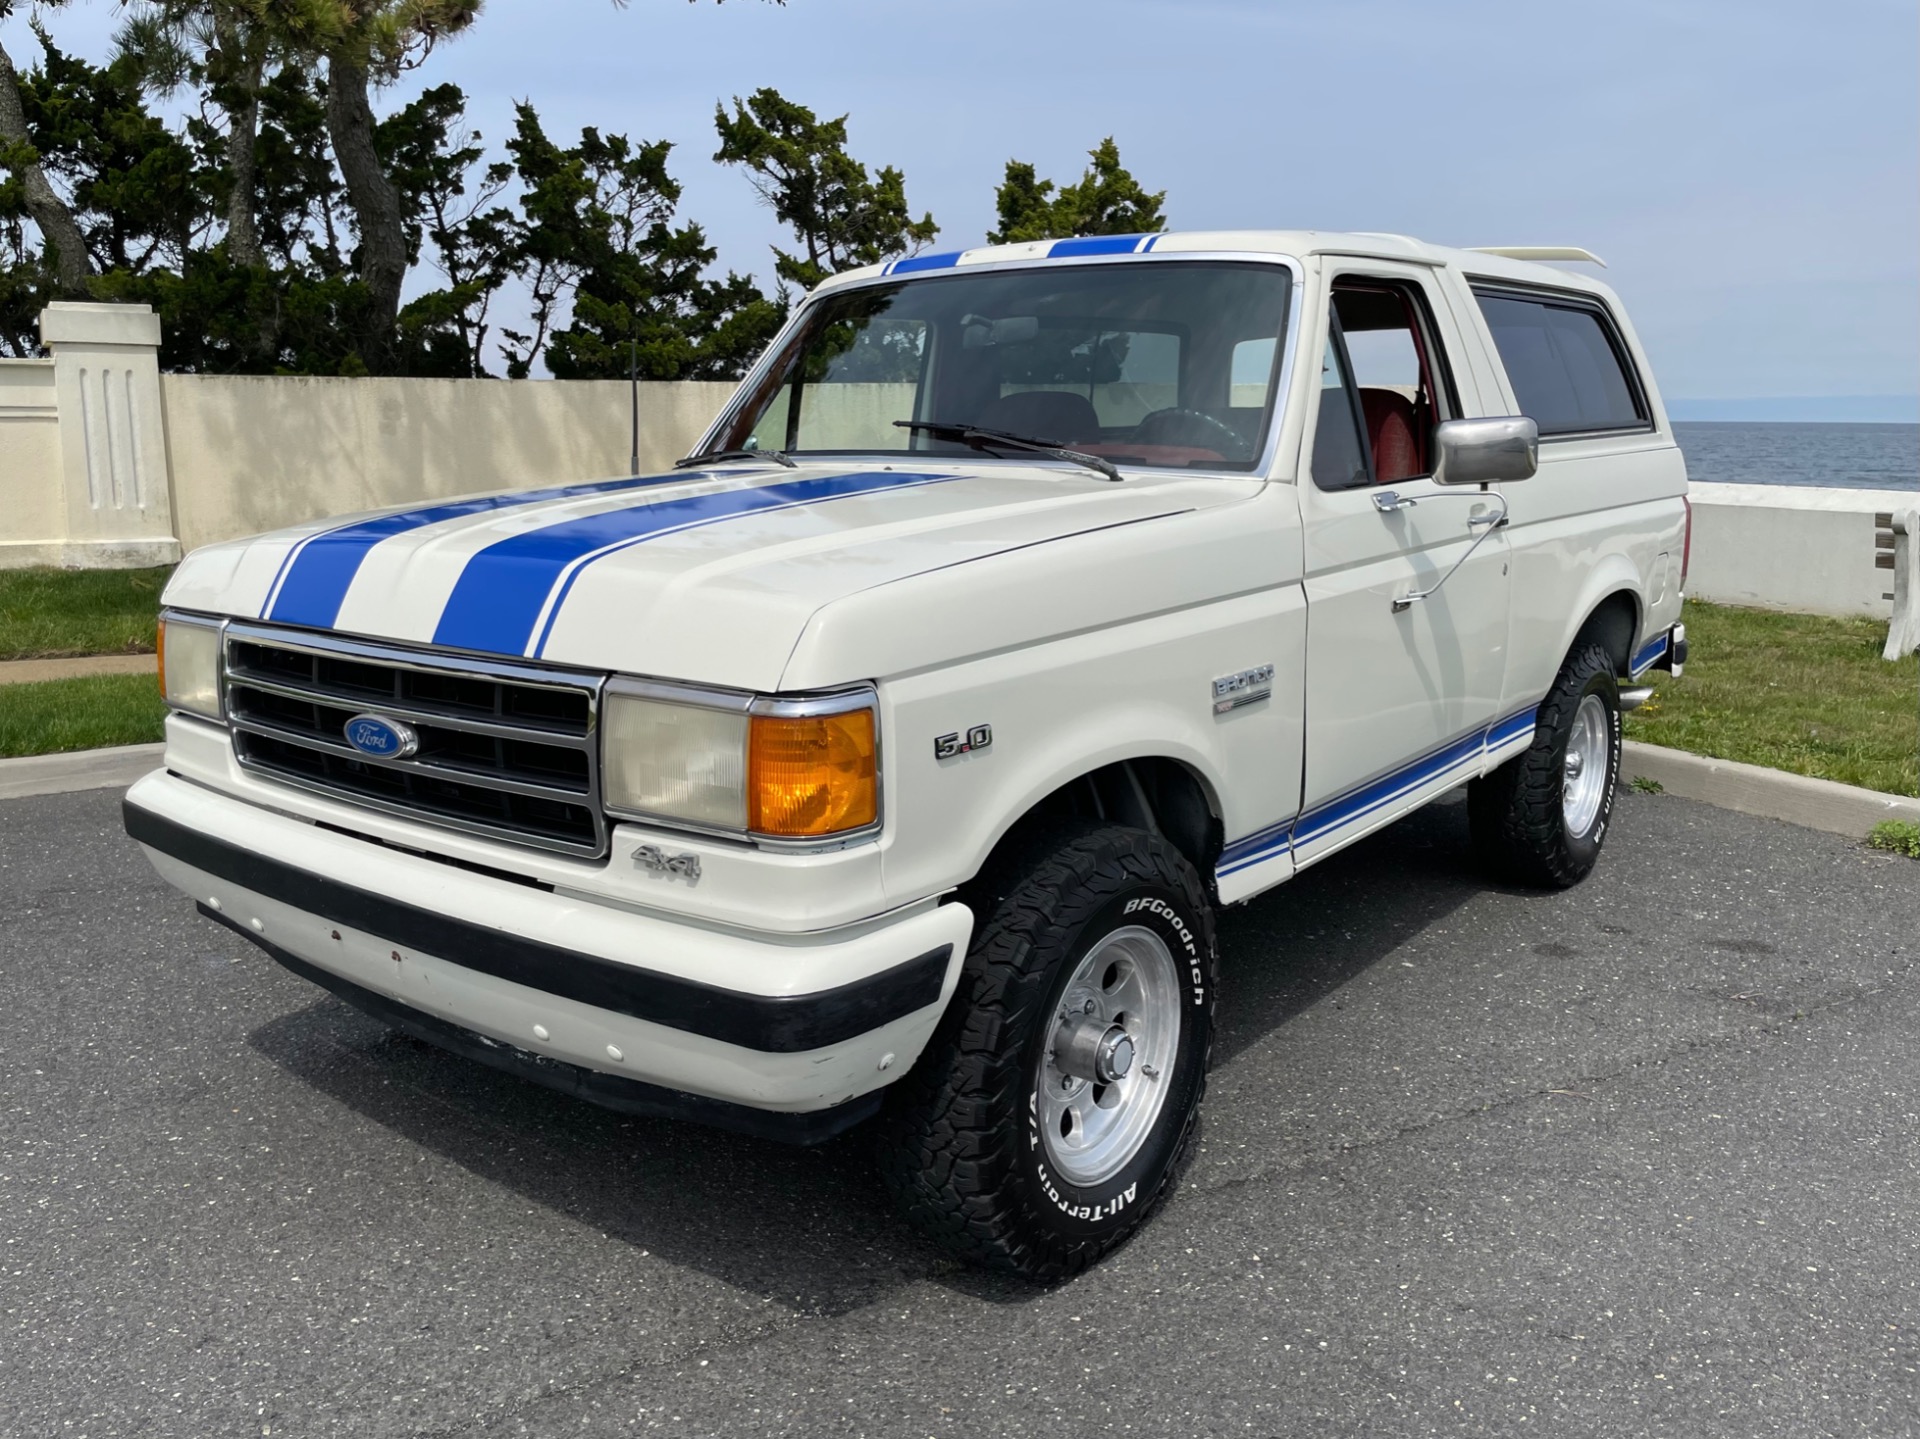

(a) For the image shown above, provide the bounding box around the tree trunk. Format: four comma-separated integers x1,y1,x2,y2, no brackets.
217,21,265,270
324,52,406,365
0,35,92,294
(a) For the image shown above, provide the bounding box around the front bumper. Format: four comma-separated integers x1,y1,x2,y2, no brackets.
124,771,971,1138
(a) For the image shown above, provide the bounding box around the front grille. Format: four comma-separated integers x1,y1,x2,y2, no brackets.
223,623,608,858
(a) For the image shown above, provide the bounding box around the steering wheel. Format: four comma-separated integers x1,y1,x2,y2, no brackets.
1131,407,1251,460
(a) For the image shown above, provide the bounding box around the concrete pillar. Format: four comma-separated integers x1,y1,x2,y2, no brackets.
39,301,180,568
1884,508,1918,661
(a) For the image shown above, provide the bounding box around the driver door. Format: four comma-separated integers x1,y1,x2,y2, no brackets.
1295,265,1513,868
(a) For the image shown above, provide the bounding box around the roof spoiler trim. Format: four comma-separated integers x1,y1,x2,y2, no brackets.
1465,246,1608,268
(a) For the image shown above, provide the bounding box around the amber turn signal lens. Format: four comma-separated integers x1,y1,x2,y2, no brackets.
747,708,877,837
155,617,168,698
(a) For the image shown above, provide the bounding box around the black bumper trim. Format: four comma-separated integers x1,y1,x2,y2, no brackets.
201,905,879,1145
125,799,949,1054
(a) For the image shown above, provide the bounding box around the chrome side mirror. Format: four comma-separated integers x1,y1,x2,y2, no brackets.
1431,416,1538,486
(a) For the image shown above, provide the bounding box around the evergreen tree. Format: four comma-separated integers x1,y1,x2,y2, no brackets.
497,104,782,381
988,138,1166,245
713,87,936,290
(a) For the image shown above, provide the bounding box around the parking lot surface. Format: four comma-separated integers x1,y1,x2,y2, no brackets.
3,784,1915,1438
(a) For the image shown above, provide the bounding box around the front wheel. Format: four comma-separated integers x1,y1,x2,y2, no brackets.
877,824,1216,1279
1469,642,1622,888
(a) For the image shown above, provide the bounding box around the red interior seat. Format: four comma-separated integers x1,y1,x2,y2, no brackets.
1360,388,1422,482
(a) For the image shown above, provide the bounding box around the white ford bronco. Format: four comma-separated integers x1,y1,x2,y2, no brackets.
128,230,1689,1277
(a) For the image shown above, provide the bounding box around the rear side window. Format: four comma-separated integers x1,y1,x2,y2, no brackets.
1471,288,1647,436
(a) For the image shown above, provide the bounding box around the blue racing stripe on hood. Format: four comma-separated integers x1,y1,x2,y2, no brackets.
430,470,959,659
263,471,687,629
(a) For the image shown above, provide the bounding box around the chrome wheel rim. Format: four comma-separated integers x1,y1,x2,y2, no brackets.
1562,692,1610,837
1036,925,1182,1188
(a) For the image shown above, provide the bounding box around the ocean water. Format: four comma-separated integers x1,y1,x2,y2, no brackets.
1672,421,1919,494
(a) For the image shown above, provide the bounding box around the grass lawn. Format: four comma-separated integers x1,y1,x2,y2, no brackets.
1626,599,1920,797
0,566,174,661
0,673,169,758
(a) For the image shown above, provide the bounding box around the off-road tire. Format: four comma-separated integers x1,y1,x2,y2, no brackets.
877,823,1217,1280
1469,642,1622,888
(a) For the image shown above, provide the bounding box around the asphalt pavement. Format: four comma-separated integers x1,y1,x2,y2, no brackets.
2,783,1915,1438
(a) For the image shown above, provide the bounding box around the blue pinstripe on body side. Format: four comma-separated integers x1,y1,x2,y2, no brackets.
1631,633,1669,674
262,472,687,629
1216,700,1545,879
430,470,960,659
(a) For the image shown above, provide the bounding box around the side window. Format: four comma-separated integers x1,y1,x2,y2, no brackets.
1330,282,1455,483
1311,330,1370,491
1471,289,1647,436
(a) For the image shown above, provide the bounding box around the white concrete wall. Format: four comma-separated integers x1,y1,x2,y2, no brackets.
160,374,735,554
0,361,64,562
0,302,738,565
1687,481,1911,619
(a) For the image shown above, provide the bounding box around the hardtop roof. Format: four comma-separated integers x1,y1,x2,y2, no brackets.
816,230,1620,303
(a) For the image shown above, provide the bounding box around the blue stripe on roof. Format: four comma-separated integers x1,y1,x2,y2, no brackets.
427,470,958,659
889,250,964,274
263,472,685,630
1046,234,1149,258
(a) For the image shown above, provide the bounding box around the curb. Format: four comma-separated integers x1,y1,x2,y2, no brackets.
1623,741,1920,838
0,743,164,802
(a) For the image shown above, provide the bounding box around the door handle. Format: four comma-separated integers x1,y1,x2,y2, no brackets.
1466,512,1505,529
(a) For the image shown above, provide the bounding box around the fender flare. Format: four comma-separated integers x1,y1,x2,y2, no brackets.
1555,556,1646,674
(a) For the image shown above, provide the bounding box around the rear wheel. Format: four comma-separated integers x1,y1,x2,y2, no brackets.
877,823,1216,1279
1469,642,1622,888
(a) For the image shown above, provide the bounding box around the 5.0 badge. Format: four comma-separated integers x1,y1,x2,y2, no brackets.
934,725,993,760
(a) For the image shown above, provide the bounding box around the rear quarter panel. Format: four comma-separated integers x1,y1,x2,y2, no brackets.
1436,266,1689,706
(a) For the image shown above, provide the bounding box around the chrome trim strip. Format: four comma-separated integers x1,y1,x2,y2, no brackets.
225,620,607,708
222,622,610,860
224,671,596,749
230,717,593,802
599,679,885,852
159,609,230,723
225,762,607,861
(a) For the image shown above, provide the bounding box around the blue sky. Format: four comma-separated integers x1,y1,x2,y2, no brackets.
11,0,1917,417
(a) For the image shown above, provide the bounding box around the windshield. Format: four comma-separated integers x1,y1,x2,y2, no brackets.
706,260,1293,473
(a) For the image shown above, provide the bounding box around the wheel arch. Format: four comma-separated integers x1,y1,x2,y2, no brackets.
1562,571,1645,677
966,754,1226,902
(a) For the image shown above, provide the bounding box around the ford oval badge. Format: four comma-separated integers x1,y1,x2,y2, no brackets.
343,713,418,759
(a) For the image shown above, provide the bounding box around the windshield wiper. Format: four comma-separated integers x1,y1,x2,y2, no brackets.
894,420,1121,482
675,448,797,469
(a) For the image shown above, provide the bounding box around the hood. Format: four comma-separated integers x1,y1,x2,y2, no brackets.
164,460,1259,690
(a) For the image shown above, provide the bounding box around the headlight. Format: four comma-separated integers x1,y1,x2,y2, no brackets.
157,611,225,721
601,681,879,842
